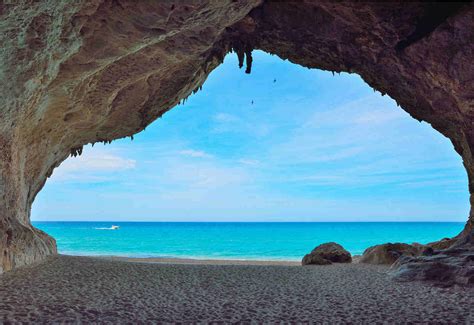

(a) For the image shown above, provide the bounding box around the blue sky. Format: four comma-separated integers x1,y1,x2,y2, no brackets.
32,51,469,222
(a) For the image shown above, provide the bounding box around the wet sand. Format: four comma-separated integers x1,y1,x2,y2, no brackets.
102,255,301,266
0,255,472,323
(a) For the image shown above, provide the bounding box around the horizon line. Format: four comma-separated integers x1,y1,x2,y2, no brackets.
31,220,466,223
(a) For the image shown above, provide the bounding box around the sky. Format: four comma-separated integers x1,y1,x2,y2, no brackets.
32,51,469,222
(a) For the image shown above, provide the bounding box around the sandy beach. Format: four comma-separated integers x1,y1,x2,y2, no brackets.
0,255,472,323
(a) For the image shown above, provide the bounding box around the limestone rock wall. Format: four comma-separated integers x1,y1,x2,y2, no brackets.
0,0,261,272
0,1,473,284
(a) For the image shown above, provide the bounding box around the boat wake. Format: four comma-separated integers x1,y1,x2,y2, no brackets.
95,225,120,230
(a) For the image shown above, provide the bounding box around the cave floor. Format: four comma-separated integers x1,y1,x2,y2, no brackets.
0,255,472,323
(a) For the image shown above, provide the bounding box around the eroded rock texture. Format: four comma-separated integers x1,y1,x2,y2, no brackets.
302,242,352,265
1,1,473,285
360,243,422,265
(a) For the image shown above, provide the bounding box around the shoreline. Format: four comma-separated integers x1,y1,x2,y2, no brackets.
90,255,302,266
72,254,363,265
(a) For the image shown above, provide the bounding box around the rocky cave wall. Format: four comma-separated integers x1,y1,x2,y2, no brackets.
0,1,473,283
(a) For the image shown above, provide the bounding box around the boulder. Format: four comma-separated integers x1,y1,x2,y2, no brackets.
302,242,352,265
360,243,420,265
301,254,332,266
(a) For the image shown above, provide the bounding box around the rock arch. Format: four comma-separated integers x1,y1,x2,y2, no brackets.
0,1,473,284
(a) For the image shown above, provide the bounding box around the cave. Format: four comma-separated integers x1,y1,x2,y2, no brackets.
0,1,473,286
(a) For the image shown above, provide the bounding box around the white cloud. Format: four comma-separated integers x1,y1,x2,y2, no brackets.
51,148,136,182
302,95,404,128
214,113,239,123
353,108,404,125
212,112,273,137
239,159,261,166
311,146,364,162
163,163,249,189
179,149,213,158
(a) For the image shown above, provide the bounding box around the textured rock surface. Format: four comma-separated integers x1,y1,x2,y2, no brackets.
0,0,261,272
391,245,474,287
427,237,456,250
0,1,473,286
302,242,352,265
301,254,332,266
360,243,421,265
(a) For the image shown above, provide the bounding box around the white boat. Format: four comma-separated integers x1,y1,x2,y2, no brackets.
111,225,120,230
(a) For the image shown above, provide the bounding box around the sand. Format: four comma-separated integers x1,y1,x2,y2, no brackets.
103,255,301,266
0,255,472,323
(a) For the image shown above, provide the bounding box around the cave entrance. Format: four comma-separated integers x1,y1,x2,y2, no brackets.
31,51,468,260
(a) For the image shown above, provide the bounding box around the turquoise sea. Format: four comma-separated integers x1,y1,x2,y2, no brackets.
34,222,464,261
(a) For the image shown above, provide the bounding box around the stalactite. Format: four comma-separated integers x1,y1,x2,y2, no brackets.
231,39,254,74
235,47,245,69
70,146,83,157
245,49,252,74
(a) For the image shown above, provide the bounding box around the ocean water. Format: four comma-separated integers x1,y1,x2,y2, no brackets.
33,222,465,261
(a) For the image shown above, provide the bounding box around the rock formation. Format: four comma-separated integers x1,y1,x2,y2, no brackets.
0,1,473,285
390,247,474,287
301,254,332,266
302,242,352,265
360,243,421,265
427,237,455,250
